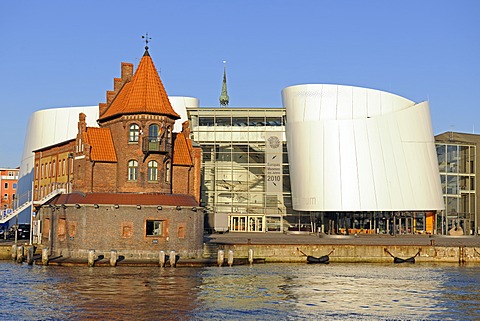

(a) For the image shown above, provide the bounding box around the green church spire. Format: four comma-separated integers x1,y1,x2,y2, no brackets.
219,61,229,107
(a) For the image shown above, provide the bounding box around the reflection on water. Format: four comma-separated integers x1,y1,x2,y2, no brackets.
1,262,480,320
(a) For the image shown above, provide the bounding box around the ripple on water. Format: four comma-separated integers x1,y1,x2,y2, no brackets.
1,262,480,320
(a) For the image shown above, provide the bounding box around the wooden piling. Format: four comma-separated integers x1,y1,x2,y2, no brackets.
110,250,117,267
227,250,234,267
159,250,166,267
42,248,49,266
169,250,176,267
16,246,24,264
26,247,34,265
11,244,17,261
217,250,224,267
88,249,95,267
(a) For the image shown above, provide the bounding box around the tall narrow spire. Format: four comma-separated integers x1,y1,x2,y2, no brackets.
219,61,229,107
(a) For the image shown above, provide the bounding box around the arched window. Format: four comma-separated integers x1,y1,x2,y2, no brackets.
128,160,138,181
129,124,140,143
165,161,171,182
148,160,158,181
149,124,159,138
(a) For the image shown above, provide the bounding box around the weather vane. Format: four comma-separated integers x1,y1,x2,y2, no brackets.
142,33,152,50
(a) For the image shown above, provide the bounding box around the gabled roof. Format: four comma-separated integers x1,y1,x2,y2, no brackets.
173,132,193,166
98,50,180,122
84,127,117,162
49,192,198,206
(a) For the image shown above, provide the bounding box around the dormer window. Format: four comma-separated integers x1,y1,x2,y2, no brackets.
129,124,140,143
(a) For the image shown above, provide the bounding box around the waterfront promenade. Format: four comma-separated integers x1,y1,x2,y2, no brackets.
207,232,480,247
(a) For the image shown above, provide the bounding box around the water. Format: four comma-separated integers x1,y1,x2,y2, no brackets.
1,262,480,320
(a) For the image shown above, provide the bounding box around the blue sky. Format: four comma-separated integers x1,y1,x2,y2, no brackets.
1,0,479,168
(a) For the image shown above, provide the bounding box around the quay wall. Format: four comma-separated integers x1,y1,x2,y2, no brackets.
1,243,480,264
216,244,480,264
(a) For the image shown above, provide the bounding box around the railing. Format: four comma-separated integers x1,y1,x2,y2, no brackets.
0,188,66,224
142,136,171,154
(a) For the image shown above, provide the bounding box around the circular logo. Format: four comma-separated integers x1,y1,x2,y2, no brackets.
267,136,280,149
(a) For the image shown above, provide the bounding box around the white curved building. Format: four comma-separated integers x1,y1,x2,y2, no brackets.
282,84,444,212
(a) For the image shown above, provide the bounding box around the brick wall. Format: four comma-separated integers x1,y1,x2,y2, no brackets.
39,204,204,259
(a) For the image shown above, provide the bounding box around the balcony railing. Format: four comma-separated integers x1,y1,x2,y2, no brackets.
142,136,171,154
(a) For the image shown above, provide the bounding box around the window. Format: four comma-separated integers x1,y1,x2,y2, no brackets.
165,161,171,182
148,160,158,181
4,183,8,189
167,126,172,144
129,124,140,143
3,194,7,200
149,124,159,138
128,160,138,181
146,220,164,236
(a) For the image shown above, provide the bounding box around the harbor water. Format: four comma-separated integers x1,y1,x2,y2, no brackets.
1,262,480,320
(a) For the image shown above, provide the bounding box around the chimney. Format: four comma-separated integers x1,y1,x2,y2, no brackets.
121,62,134,82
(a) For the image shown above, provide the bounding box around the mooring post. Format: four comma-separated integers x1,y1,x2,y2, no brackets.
11,244,17,261
248,248,254,265
159,250,166,267
26,246,34,265
227,250,234,267
88,249,95,267
110,250,117,267
42,247,49,266
217,250,224,267
16,245,24,264
169,250,176,267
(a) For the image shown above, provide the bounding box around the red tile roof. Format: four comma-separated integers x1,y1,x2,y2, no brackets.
84,127,117,162
173,132,193,166
98,51,180,122
50,192,199,206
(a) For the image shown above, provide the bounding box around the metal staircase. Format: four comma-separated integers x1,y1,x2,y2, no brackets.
0,189,65,224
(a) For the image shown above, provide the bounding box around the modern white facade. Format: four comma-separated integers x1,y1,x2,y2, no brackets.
283,84,444,212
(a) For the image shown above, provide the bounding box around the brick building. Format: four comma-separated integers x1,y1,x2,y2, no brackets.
33,47,203,259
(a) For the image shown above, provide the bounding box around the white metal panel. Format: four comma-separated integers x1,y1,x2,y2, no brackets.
338,120,360,210
323,121,342,210
353,120,377,209
366,89,382,118
319,85,337,120
366,118,392,209
336,86,353,120
352,87,368,120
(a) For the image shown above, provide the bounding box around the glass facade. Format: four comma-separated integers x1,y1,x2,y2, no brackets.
436,143,476,235
188,107,305,233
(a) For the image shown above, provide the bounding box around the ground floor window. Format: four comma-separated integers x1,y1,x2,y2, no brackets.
146,220,164,236
229,215,282,232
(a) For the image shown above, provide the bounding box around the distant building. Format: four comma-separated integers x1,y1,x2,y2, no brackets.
0,167,19,226
32,47,203,259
